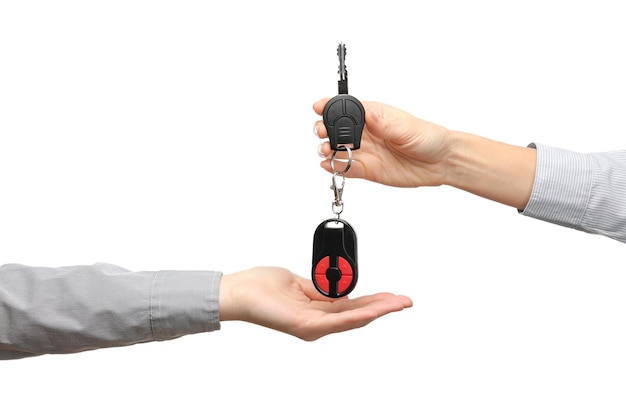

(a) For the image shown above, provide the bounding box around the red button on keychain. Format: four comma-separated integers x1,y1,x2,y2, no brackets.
311,42,365,298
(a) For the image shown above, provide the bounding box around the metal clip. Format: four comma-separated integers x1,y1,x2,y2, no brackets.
331,173,346,217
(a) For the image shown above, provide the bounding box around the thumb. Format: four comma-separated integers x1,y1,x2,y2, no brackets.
362,101,394,141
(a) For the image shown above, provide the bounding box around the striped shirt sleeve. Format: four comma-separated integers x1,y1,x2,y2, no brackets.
0,263,222,359
520,143,626,243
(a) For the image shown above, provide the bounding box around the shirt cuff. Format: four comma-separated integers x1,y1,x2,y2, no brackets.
520,143,594,230
150,270,222,341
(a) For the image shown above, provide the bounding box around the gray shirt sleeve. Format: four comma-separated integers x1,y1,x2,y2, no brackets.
520,143,626,243
0,263,222,359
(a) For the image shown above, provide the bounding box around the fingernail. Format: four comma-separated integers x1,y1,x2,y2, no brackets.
317,143,326,158
313,123,319,137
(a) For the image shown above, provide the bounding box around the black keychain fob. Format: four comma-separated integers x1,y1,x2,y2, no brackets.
312,218,358,298
323,95,365,151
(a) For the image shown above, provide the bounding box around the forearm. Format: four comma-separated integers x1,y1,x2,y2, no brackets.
445,131,537,210
445,132,626,243
0,263,221,359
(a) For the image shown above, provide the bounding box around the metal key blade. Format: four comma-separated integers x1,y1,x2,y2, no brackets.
337,42,348,94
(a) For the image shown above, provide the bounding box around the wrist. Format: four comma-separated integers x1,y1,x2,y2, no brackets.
443,130,474,189
444,131,536,209
218,273,237,322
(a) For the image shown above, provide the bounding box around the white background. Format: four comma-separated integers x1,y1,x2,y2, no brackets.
1,1,625,405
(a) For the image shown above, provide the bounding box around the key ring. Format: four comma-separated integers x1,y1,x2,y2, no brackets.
330,146,353,175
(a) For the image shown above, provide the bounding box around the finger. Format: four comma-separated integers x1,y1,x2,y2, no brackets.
320,155,368,180
313,120,327,139
317,142,331,158
313,98,331,115
318,144,354,170
362,108,387,142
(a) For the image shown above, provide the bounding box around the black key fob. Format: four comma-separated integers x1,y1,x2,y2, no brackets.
312,218,358,298
322,94,365,151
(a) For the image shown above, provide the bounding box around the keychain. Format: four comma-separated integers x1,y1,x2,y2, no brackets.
312,43,365,298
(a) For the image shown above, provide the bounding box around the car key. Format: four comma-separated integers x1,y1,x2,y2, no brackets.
312,219,358,298
322,43,366,151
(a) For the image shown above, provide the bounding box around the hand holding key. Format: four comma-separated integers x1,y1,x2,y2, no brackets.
314,99,455,189
313,99,537,210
